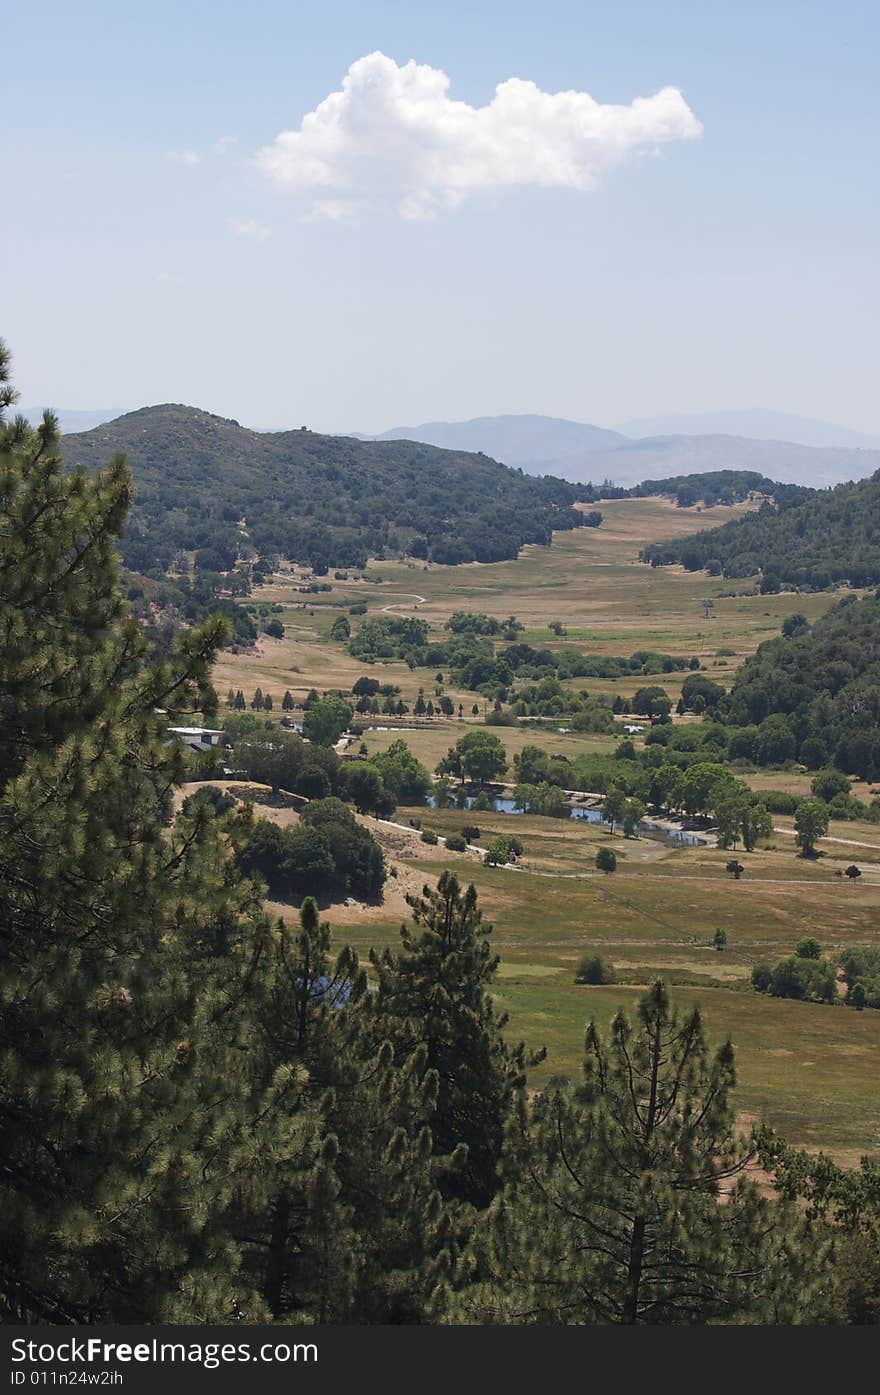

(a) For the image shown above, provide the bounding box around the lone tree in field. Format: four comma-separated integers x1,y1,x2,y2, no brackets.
794,799,829,857
726,859,745,880
845,864,862,885
448,981,814,1324
713,928,728,951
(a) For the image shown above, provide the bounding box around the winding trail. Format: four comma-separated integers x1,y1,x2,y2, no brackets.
379,592,427,613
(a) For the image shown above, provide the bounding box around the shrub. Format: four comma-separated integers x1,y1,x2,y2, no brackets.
444,834,467,853
420,829,438,845
574,953,616,985
484,834,522,866
596,847,617,874
757,790,801,815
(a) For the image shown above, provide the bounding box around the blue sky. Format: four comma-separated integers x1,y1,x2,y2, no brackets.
3,0,878,433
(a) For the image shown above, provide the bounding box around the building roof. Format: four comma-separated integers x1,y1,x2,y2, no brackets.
168,727,224,737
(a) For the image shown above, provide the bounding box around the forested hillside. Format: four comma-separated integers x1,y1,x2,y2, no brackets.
641,471,880,589
720,593,880,779
627,469,803,508
58,405,593,574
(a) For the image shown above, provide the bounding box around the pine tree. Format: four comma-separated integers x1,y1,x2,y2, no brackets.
0,345,310,1322
251,687,264,710
760,1134,879,1322
282,690,294,711
263,692,273,711
226,687,236,707
236,898,460,1323
447,981,815,1324
234,688,246,710
370,873,535,1207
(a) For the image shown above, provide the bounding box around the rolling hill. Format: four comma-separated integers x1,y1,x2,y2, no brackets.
57,404,594,575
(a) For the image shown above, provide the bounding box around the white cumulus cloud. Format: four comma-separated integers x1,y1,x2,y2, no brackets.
166,149,200,166
255,51,702,219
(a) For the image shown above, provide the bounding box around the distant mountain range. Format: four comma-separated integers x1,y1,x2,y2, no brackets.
613,409,880,451
364,413,880,488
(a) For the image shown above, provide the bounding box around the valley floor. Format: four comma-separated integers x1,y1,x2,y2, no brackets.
209,497,880,1163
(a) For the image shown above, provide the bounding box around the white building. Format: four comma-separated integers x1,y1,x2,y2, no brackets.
167,726,226,754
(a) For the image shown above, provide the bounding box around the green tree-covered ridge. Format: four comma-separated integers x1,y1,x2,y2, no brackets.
641,471,880,589
58,404,595,573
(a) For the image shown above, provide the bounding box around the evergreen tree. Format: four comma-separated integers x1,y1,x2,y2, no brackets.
370,873,536,1207
237,899,460,1323
761,1134,880,1323
282,690,294,711
234,688,246,710
0,346,309,1322
251,686,264,710
446,982,815,1323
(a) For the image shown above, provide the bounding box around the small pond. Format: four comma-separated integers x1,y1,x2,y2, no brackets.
426,793,707,846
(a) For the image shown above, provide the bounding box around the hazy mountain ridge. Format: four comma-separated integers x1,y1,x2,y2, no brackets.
615,408,880,450
362,414,880,488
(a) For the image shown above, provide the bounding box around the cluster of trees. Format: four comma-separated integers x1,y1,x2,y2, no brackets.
752,936,880,1010
233,726,344,798
511,743,771,840
628,469,781,508
60,402,597,578
234,798,386,902
839,946,880,1010
715,595,880,780
491,676,615,729
751,938,838,1004
437,731,508,783
640,471,880,590
340,741,433,818
230,719,432,819
348,616,431,662
125,569,258,653
343,609,692,705
600,788,647,838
